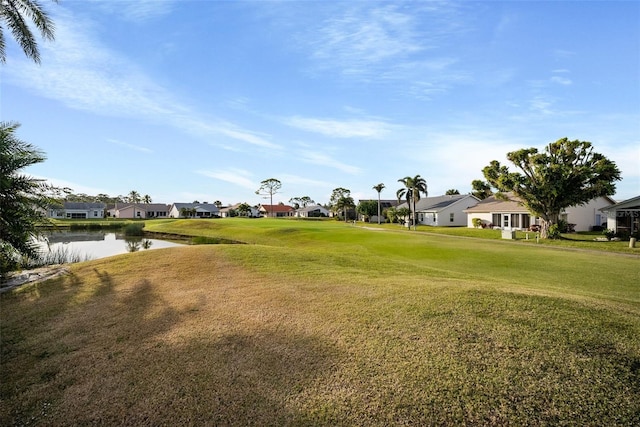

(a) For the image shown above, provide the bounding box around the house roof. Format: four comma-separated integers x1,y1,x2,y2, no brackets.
171,203,219,213
259,204,294,212
463,194,528,213
398,194,479,212
116,203,170,211
600,195,640,211
62,202,106,210
297,205,328,213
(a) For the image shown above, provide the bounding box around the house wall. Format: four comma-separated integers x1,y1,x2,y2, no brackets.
466,213,494,228
564,197,610,231
168,206,181,218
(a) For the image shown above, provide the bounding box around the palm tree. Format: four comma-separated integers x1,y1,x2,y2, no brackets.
373,183,385,224
0,0,57,64
142,194,152,204
127,190,140,219
397,175,428,230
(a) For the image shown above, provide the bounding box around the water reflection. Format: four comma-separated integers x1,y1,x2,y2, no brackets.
38,231,183,261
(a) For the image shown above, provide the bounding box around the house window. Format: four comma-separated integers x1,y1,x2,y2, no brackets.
503,215,509,228
522,214,530,229
94,211,98,217
492,213,501,227
511,214,520,228
450,213,454,222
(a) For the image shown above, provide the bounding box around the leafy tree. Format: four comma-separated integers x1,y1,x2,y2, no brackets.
396,207,411,226
445,189,460,195
356,200,378,222
385,206,398,224
142,194,152,204
214,200,222,209
483,138,621,238
237,202,251,217
127,190,141,203
373,183,385,224
397,175,428,230
329,187,354,222
471,179,493,200
0,122,63,275
256,178,281,217
0,0,57,64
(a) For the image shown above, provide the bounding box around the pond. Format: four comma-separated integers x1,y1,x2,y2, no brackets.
36,230,185,262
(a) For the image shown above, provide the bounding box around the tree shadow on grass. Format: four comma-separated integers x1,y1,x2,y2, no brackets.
1,267,342,426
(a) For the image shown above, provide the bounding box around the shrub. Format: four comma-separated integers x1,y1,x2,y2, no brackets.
472,218,483,228
602,229,616,240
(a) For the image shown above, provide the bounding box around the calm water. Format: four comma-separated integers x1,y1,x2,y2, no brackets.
37,231,184,261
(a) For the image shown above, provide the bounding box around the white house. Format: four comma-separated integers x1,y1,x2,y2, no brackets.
109,203,170,219
464,194,615,231
219,203,260,218
295,205,330,218
49,202,105,219
398,194,480,227
168,203,219,218
600,195,640,238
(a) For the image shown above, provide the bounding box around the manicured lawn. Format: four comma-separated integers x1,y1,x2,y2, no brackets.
2,219,638,425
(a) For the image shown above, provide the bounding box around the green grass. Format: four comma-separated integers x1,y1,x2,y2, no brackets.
2,219,639,425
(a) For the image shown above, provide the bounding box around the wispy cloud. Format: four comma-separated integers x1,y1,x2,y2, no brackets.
197,168,256,190
286,116,392,138
107,138,153,153
306,3,466,90
92,0,174,22
298,149,362,175
4,7,273,151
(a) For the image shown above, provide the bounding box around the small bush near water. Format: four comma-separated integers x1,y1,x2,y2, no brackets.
123,223,145,236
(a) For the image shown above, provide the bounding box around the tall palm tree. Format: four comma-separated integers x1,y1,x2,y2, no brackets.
397,175,428,230
373,183,385,224
142,194,152,204
0,0,57,64
127,190,141,203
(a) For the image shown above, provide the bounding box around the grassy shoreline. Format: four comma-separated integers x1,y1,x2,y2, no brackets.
3,219,638,425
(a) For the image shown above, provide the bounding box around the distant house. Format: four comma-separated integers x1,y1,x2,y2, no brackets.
398,194,479,227
219,203,260,218
49,202,105,219
600,195,640,237
295,205,329,218
168,203,219,218
109,203,170,219
258,204,295,218
464,194,615,231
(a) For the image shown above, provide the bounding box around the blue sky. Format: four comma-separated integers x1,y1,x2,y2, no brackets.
2,0,639,206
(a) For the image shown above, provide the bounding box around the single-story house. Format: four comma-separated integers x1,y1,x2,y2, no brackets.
464,194,615,231
258,204,295,218
295,205,330,218
168,203,219,218
109,203,170,219
600,195,640,238
219,203,260,218
49,202,106,219
398,194,480,227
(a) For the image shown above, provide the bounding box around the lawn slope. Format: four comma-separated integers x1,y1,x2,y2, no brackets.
2,219,638,425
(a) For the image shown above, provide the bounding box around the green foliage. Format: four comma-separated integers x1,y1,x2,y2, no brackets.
603,229,616,240
330,187,355,222
0,0,57,64
471,179,493,200
397,175,427,230
472,218,483,228
445,188,460,195
483,138,621,238
0,122,64,277
356,200,378,221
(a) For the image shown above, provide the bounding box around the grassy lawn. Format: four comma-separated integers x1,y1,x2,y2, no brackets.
2,219,639,425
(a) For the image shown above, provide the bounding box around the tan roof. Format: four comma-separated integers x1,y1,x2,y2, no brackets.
463,194,528,213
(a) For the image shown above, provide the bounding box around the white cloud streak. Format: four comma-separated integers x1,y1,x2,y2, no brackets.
286,116,392,138
197,168,256,190
3,7,275,151
298,149,362,175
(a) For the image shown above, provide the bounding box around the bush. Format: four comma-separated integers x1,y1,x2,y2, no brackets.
548,223,562,239
472,218,483,228
602,229,616,240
